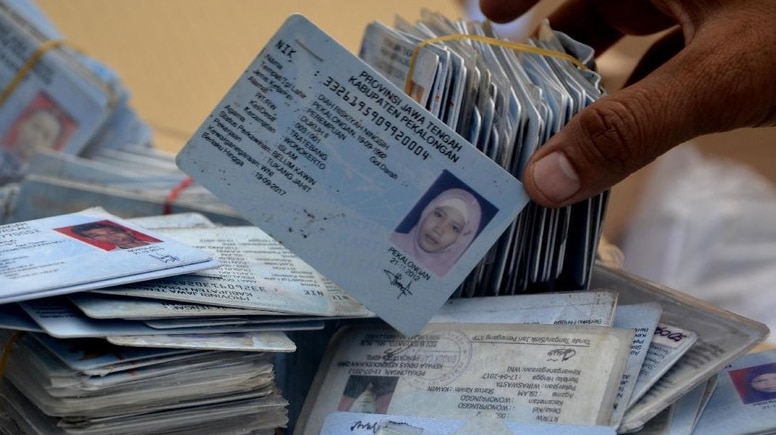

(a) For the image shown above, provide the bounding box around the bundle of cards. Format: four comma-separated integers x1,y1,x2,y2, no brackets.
0,330,289,434
175,13,528,337
0,211,370,341
0,0,246,229
0,211,357,433
358,9,607,298
0,207,217,304
0,1,151,189
5,147,249,225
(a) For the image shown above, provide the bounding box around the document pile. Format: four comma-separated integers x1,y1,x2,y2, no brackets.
293,266,768,434
146,11,767,433
0,5,770,435
0,209,372,434
0,331,287,435
3,145,250,226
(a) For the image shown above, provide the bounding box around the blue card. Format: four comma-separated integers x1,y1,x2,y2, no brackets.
176,15,528,336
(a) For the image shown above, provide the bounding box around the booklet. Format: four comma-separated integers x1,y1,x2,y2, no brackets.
175,14,528,336
0,207,216,304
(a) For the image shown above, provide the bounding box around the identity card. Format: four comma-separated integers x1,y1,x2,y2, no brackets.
0,208,216,304
176,15,528,336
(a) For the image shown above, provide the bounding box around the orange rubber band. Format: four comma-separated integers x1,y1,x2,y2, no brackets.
163,176,194,215
405,33,588,95
0,39,65,108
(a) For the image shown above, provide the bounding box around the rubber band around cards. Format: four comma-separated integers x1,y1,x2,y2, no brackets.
0,39,65,108
404,34,589,95
163,176,195,215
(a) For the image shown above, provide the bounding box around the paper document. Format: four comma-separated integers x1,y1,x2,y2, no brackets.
296,322,633,434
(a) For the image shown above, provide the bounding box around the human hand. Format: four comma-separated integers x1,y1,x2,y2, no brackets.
479,0,776,207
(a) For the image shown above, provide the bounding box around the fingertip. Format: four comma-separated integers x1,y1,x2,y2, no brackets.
524,151,581,207
478,0,536,24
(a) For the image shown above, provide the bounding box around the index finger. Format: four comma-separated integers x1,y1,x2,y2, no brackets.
479,0,674,53
478,0,540,23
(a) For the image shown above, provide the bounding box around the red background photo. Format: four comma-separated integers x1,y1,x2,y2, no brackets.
55,219,162,251
1,91,78,152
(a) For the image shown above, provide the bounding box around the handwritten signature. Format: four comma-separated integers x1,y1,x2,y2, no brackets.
150,253,180,263
383,269,412,299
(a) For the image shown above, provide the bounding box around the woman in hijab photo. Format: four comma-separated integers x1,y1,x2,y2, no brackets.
390,186,483,278
735,363,776,404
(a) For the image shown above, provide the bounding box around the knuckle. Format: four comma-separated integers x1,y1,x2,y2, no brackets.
573,100,647,174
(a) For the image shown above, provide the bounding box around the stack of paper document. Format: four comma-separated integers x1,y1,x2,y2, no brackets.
293,269,769,434
0,209,375,433
0,331,288,434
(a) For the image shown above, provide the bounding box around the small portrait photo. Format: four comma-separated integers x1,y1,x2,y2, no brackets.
337,375,399,414
389,170,498,277
56,220,162,251
1,91,78,159
729,362,776,404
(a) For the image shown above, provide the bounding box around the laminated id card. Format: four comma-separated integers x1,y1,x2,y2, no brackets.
176,14,527,336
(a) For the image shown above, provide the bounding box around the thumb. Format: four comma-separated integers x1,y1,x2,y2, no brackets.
522,25,766,207
522,82,694,208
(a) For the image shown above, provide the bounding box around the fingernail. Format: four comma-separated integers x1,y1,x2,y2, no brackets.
531,151,580,202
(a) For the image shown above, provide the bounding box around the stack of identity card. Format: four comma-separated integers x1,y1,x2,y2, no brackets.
0,1,153,196
358,9,609,297
0,209,375,433
0,0,242,226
